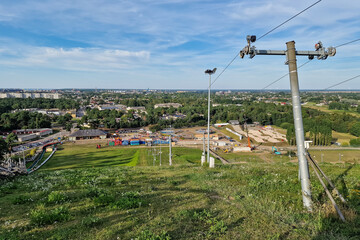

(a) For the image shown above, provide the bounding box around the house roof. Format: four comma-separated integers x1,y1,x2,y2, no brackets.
69,129,107,137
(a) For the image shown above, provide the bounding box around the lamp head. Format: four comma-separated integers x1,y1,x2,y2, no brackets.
205,68,217,75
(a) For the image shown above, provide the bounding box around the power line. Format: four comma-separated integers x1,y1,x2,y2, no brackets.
262,60,312,89
209,54,238,88
335,38,360,48
324,74,360,90
257,0,322,41
209,0,322,88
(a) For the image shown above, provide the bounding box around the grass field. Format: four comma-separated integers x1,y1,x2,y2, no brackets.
304,103,360,118
39,143,208,171
1,143,359,239
332,131,358,144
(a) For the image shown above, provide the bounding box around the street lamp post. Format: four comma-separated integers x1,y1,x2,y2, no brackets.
205,68,217,167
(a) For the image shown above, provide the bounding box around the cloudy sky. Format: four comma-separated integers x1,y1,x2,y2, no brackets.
0,0,359,89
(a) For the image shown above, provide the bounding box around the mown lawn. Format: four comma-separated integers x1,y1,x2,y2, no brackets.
39,143,206,170
0,144,359,239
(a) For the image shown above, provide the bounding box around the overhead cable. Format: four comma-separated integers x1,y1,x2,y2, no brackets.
209,0,322,88
335,38,360,48
257,0,322,41
324,74,360,90
262,60,311,89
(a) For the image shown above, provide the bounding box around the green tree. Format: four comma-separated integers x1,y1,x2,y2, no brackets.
0,138,8,161
350,122,360,137
5,133,18,152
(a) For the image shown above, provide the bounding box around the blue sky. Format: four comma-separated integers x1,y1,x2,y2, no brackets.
0,0,359,89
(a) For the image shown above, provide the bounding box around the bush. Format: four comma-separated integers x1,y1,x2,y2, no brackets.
30,205,71,226
350,122,360,137
112,192,144,210
280,122,292,129
93,193,116,206
136,230,171,240
12,195,33,205
81,216,102,227
349,138,360,147
47,191,68,203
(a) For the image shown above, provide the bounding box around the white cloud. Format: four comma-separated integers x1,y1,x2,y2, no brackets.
0,46,150,72
0,0,359,89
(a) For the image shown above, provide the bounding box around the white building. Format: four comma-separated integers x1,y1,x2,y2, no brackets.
0,92,61,99
154,103,182,109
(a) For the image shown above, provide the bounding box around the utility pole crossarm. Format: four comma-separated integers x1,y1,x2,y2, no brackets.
240,36,336,60
253,49,332,56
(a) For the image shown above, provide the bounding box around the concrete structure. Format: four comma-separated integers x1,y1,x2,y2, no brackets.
0,92,61,99
68,129,107,141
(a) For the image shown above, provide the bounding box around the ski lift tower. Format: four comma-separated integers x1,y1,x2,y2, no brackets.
239,35,336,211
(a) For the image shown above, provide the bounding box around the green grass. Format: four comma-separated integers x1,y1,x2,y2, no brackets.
1,143,359,239
308,149,360,164
332,131,357,144
304,103,360,118
1,163,359,239
39,143,205,170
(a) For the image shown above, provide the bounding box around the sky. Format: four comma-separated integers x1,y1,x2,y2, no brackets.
0,0,359,90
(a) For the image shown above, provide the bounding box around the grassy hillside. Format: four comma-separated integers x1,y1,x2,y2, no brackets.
0,144,359,239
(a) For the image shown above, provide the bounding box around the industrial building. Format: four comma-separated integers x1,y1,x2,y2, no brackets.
14,128,53,142
69,129,107,141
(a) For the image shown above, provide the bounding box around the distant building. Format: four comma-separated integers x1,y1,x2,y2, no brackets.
127,106,147,113
154,103,182,109
68,129,107,141
160,113,186,120
98,104,127,111
229,120,239,125
13,128,53,142
0,92,61,99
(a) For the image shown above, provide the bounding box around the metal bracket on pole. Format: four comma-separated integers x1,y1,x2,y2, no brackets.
240,35,336,61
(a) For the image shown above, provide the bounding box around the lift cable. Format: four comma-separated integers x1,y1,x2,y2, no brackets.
257,0,322,41
335,38,360,48
209,0,322,88
262,60,311,90
324,74,360,90
262,38,360,90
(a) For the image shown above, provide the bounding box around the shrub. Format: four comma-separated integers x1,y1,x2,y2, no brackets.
81,216,102,227
85,187,105,198
136,230,171,240
12,195,32,205
112,191,144,210
93,193,116,206
30,205,71,226
349,138,360,147
280,122,292,129
47,191,67,203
